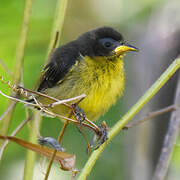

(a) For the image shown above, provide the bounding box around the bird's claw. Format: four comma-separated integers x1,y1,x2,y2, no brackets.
89,121,108,151
72,105,86,125
95,122,108,149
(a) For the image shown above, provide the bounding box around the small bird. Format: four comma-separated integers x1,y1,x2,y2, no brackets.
34,27,138,124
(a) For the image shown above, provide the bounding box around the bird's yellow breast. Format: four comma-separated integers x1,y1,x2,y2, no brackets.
77,56,125,120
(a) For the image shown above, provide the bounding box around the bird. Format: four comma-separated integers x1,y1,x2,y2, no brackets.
31,26,138,126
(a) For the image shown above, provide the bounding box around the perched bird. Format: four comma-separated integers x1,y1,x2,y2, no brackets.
33,27,138,123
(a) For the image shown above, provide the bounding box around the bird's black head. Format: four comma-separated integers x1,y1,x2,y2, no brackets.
76,27,138,58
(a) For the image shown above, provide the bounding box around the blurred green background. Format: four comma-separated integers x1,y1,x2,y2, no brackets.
0,0,180,179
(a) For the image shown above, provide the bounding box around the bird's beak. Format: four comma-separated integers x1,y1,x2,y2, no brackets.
114,43,139,56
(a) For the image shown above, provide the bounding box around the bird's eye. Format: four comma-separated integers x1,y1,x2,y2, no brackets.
104,41,112,48
99,38,115,49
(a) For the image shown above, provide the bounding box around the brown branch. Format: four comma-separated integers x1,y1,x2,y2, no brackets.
78,126,92,155
1,77,101,134
44,120,69,180
124,104,178,129
85,118,101,134
153,72,180,180
0,115,32,160
69,108,92,154
18,86,75,109
47,94,86,108
0,89,99,135
0,90,40,108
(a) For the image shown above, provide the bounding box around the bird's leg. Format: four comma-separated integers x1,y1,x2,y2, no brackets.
76,125,92,155
95,122,108,149
71,105,92,154
88,121,108,150
71,104,108,149
88,133,97,152
72,104,86,125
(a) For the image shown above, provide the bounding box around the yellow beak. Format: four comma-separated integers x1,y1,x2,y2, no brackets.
114,44,139,56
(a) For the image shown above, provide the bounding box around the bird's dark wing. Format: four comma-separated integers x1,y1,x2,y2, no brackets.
37,42,79,92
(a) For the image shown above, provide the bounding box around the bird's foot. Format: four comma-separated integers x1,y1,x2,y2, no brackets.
89,121,108,150
96,122,108,149
72,105,86,125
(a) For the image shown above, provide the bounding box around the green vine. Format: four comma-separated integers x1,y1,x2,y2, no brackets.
78,58,180,180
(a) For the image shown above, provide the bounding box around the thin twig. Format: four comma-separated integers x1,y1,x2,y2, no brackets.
69,95,97,151
69,106,92,154
49,31,59,55
44,120,69,180
0,89,98,134
0,102,16,122
32,96,98,133
44,109,74,180
19,86,63,101
124,104,178,129
18,86,71,108
46,0,68,56
0,59,12,77
77,126,92,155
23,111,39,180
4,81,101,135
31,93,101,135
0,90,41,108
47,94,86,108
85,118,101,134
0,115,32,160
153,72,180,180
20,86,86,110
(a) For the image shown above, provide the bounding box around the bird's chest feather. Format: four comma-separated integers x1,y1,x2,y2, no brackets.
78,56,125,120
